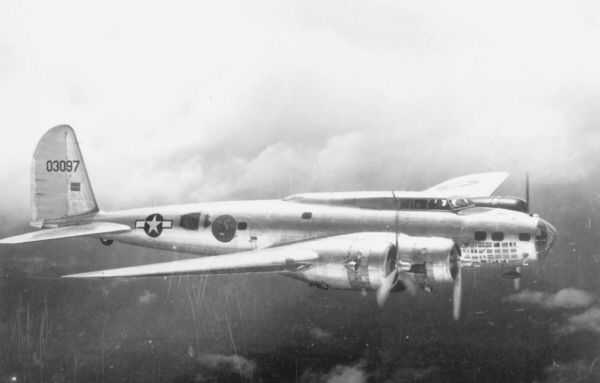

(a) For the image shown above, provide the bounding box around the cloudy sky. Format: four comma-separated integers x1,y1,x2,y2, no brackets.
1,0,600,216
2,1,600,382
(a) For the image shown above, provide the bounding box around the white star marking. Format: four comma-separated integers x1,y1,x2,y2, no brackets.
146,215,161,234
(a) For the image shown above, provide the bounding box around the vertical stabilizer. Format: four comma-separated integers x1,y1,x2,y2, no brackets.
31,125,99,225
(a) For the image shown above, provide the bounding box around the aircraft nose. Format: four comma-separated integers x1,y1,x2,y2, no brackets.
535,218,557,260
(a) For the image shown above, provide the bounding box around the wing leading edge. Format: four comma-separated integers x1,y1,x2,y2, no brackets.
64,247,319,278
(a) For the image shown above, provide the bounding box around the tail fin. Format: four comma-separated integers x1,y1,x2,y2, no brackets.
31,125,99,226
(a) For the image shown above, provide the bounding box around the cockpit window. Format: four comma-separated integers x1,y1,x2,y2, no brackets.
449,198,473,209
414,199,427,210
428,199,451,210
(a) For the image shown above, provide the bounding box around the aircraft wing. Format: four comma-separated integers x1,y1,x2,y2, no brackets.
63,247,319,278
424,172,509,197
0,222,131,244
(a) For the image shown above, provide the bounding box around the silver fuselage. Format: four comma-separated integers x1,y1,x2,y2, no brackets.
86,198,554,268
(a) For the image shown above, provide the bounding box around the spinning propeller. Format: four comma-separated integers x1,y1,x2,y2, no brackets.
376,246,463,320
525,172,530,214
450,249,462,320
376,202,418,308
514,173,530,290
375,201,463,320
376,268,399,308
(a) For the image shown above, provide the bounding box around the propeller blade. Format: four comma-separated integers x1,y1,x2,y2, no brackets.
376,269,398,307
513,266,521,291
399,271,417,296
525,172,530,213
452,264,462,320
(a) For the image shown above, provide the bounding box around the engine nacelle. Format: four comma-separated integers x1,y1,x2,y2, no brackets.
292,234,459,291
397,236,459,284
293,237,397,291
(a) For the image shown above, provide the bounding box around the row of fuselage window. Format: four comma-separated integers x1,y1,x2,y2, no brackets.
179,212,314,231
179,213,248,231
475,230,531,242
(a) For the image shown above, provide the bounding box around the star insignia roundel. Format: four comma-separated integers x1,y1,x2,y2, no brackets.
135,214,173,238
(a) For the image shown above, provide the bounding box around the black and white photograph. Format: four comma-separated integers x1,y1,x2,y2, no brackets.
1,1,599,382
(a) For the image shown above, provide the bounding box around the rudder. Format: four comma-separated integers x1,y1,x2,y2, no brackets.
31,125,99,226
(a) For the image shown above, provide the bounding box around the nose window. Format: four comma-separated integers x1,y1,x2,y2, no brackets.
535,219,557,260
535,226,548,250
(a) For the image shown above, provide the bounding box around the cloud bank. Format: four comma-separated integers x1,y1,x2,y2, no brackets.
300,360,368,383
309,326,333,340
197,353,256,379
505,288,596,310
541,359,600,383
1,1,600,215
138,290,157,305
557,308,600,335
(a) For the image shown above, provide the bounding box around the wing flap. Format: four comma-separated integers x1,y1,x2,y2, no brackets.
424,172,509,197
0,222,131,244
63,248,319,278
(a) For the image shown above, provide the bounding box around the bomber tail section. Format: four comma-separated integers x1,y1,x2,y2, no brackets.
0,125,132,244
31,125,99,227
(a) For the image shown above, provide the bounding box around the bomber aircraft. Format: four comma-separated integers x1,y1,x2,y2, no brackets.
0,125,557,319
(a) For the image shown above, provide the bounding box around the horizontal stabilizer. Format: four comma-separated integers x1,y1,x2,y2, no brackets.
64,248,319,278
424,172,509,197
0,222,131,244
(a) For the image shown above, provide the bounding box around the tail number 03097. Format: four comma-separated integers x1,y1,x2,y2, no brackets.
46,160,80,172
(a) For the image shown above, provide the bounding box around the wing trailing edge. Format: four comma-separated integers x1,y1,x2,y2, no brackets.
63,248,319,278
0,222,131,244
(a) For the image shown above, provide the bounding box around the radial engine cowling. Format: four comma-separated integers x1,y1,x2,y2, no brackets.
293,234,459,291
397,236,460,284
294,237,397,291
